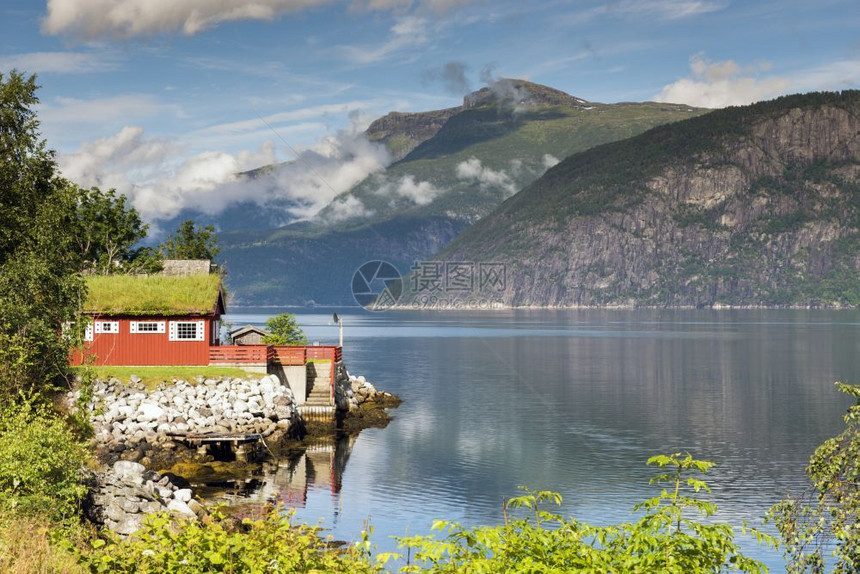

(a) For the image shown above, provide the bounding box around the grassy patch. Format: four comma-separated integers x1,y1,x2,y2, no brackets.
84,274,222,315
71,366,260,389
0,514,87,574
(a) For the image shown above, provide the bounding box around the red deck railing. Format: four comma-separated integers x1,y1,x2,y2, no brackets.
208,345,269,365
209,345,342,367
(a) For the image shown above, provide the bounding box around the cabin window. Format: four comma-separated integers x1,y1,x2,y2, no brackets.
169,321,205,341
62,321,92,343
94,321,119,334
130,321,166,334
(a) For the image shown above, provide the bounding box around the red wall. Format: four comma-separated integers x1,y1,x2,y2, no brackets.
71,315,216,366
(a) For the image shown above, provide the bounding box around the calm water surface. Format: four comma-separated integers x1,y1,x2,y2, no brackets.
221,309,860,570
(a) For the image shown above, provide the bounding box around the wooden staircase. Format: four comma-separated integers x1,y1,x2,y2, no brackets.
298,362,334,420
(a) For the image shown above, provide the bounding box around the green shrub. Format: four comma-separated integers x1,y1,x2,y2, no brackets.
0,401,88,524
77,507,377,573
391,453,774,573
768,383,859,572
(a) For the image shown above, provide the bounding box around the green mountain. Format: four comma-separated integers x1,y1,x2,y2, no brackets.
220,80,707,305
422,91,860,308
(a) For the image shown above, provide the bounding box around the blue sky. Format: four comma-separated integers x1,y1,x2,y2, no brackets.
1,0,858,225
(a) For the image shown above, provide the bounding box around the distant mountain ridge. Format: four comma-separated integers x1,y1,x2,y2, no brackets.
427,91,860,308
219,80,708,305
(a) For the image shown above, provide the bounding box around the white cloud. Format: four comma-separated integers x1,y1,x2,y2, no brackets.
655,53,860,108
374,174,445,205
565,0,726,25
0,51,119,74
542,153,560,169
351,0,477,13
324,195,374,222
42,0,335,39
58,123,392,224
337,16,429,64
789,59,860,93
42,0,474,40
193,101,382,137
455,157,518,196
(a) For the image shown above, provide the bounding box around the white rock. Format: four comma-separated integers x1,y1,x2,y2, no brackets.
113,460,145,480
136,402,164,422
174,488,193,502
234,401,249,414
167,499,197,518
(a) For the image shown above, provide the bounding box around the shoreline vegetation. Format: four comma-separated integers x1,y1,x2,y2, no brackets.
1,379,856,572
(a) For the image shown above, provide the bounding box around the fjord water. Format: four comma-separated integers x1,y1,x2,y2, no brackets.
224,309,859,568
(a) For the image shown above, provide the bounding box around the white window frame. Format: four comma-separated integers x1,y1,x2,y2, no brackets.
169,320,206,342
85,322,93,342
130,321,166,334
94,321,119,335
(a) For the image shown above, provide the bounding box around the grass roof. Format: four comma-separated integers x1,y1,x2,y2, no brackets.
84,274,223,315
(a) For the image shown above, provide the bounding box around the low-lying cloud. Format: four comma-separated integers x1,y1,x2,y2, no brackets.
542,153,560,169
59,124,392,226
375,174,445,206
455,157,518,196
324,195,375,223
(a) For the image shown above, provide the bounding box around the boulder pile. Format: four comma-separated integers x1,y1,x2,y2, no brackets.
68,375,299,460
85,460,206,535
334,363,397,411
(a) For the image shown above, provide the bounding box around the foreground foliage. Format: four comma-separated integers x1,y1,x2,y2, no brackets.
391,453,773,573
0,400,88,524
76,507,377,574
0,70,83,400
768,383,859,572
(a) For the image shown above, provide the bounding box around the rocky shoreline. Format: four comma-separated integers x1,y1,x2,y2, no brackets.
84,460,205,535
69,369,399,535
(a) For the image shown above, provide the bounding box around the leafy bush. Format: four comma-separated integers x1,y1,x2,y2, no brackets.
0,401,88,524
77,507,377,573
262,313,308,346
768,382,859,572
391,453,773,573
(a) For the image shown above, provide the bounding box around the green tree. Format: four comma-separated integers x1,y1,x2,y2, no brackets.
768,382,859,573
0,70,83,400
72,186,153,274
159,219,220,260
262,313,308,345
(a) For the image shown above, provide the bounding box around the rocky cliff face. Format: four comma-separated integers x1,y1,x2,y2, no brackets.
437,92,860,307
365,107,461,161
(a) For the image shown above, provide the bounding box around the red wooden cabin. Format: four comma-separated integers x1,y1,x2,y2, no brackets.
71,274,226,366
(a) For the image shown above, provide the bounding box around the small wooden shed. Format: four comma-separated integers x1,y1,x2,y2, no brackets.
230,325,269,346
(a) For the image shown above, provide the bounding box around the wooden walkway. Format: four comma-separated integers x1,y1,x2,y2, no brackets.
167,431,263,445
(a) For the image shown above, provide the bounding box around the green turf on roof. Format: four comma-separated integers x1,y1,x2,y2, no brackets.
84,274,222,315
